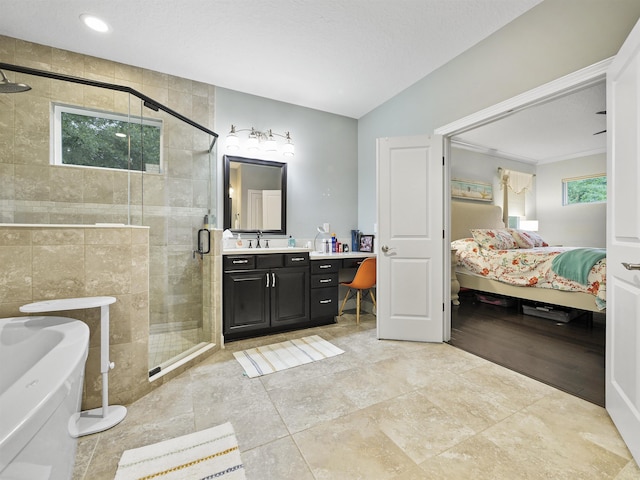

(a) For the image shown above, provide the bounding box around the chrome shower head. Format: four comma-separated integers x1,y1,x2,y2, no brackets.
0,70,31,93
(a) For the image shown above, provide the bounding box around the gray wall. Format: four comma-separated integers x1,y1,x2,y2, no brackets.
536,154,606,247
357,0,640,232
215,87,358,245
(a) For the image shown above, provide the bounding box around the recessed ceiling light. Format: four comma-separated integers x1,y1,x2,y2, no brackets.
80,14,110,33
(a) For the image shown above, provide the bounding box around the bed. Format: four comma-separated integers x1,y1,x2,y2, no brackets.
451,201,606,313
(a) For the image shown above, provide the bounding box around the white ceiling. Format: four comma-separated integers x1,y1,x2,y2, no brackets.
1,0,602,163
453,81,607,164
0,0,541,119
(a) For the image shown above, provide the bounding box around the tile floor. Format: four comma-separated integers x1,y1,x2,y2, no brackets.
148,327,201,369
73,314,640,479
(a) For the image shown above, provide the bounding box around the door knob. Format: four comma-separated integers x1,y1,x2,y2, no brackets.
622,262,640,270
381,245,395,253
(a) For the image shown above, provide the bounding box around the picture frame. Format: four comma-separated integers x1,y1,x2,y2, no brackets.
359,234,374,253
451,178,493,202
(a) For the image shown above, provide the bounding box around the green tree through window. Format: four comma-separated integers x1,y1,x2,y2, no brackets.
563,175,607,205
55,105,162,172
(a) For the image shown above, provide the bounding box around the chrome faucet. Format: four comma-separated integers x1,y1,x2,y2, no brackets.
256,231,262,248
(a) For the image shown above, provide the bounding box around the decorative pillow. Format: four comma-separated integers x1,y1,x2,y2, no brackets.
510,229,548,248
451,238,478,252
470,229,519,250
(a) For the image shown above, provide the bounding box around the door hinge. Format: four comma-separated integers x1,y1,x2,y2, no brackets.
443,303,445,312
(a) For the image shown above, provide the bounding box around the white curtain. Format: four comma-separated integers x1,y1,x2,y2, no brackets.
499,168,534,224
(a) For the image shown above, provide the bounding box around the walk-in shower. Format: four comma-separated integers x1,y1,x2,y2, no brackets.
0,61,219,376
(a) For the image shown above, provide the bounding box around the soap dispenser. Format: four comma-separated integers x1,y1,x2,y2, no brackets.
288,235,295,248
236,234,243,248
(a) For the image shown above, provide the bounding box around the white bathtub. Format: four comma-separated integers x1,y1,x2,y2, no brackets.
0,316,89,480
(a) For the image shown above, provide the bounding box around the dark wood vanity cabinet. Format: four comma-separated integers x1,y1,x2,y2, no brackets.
223,253,310,341
310,259,341,321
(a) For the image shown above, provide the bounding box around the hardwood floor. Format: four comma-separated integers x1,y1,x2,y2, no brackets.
449,290,605,406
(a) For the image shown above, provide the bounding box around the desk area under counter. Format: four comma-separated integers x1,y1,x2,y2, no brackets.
222,248,375,341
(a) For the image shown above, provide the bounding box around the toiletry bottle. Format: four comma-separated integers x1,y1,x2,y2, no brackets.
331,233,337,253
204,214,209,229
236,234,243,248
288,235,295,248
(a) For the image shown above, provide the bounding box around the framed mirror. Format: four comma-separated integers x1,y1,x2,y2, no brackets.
223,155,287,234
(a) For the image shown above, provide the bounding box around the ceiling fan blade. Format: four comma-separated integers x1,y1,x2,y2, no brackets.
593,129,607,135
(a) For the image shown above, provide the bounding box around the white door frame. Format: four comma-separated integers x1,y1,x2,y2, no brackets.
434,57,612,341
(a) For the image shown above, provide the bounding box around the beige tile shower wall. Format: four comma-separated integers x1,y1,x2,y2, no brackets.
0,225,152,409
0,34,216,226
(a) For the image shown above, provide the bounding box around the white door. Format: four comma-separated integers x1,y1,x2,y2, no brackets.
377,134,444,341
262,190,281,230
606,18,640,464
247,189,263,230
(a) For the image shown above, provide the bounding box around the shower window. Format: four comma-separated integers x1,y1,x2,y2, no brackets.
52,103,163,172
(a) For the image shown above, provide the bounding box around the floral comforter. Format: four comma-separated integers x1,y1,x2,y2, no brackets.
451,238,606,309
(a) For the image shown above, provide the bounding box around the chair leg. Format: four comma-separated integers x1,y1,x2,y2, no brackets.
339,288,351,316
370,290,376,310
356,290,361,325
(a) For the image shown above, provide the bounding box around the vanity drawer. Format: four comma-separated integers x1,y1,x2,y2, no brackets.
342,257,368,269
311,273,338,289
285,252,309,267
224,255,255,271
310,288,338,318
311,259,341,274
256,254,284,269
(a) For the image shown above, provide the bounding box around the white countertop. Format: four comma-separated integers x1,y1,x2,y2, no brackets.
222,248,376,258
310,251,376,259
223,247,312,255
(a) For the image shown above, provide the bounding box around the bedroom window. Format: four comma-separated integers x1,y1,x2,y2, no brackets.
52,103,162,172
562,174,607,206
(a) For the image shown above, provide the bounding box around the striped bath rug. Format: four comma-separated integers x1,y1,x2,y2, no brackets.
233,335,344,378
114,422,245,479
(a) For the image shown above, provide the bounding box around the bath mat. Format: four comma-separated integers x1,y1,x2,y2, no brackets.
233,334,344,378
114,422,245,479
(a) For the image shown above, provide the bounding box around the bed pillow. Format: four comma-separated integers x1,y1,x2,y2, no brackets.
451,238,478,252
510,229,549,248
470,228,519,250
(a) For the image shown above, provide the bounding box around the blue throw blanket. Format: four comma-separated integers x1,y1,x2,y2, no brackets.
551,248,606,285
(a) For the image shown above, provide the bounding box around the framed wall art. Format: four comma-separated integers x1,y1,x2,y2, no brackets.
451,179,493,202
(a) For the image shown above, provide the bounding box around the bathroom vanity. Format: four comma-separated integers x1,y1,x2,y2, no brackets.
222,249,374,341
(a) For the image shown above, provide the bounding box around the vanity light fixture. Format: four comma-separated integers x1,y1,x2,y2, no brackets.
80,14,110,33
225,125,295,156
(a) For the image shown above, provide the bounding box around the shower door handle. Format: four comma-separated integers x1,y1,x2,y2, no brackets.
197,229,210,254
193,229,210,259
